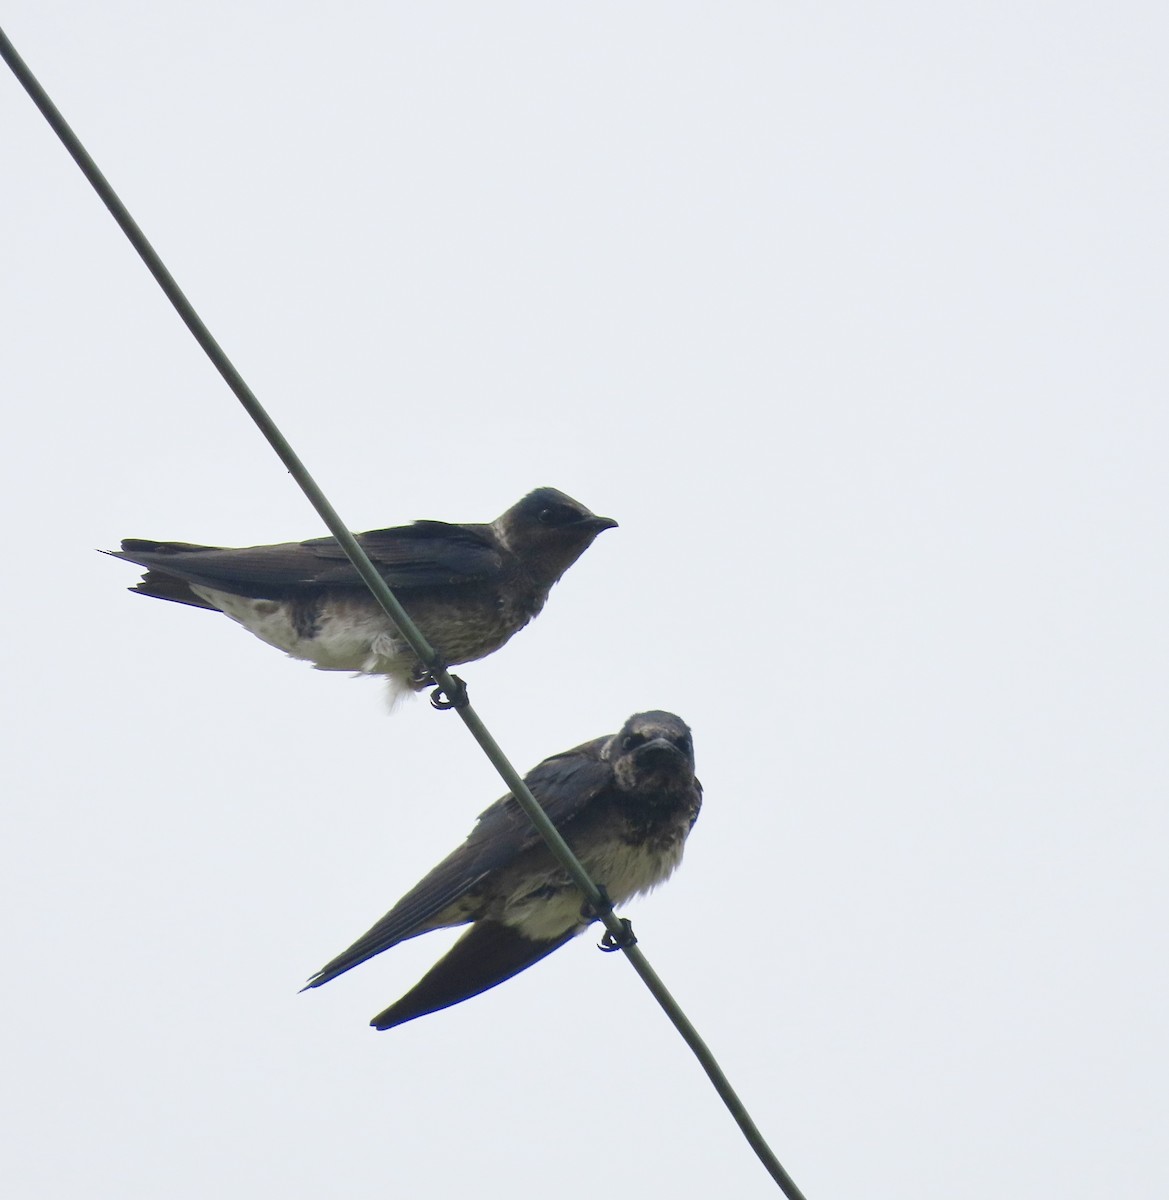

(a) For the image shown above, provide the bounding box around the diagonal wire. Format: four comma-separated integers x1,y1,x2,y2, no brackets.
1,25,807,1199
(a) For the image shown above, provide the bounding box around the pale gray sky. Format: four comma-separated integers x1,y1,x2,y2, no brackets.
3,4,1167,1197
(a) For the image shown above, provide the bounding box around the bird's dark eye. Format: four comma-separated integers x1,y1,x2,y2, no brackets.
537,504,579,526
674,734,692,755
622,732,645,752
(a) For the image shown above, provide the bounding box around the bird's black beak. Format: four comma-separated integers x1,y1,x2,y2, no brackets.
636,737,686,768
581,515,618,533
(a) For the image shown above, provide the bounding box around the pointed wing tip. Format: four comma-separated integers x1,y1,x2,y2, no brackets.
300,963,343,992
365,923,577,1032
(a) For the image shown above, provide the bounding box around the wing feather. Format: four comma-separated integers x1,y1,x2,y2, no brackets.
369,922,576,1030
108,521,505,598
305,737,613,989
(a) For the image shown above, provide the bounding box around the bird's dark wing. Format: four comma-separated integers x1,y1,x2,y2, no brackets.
108,521,505,599
301,521,506,588
304,838,487,989
370,922,576,1031
464,735,615,855
304,737,614,989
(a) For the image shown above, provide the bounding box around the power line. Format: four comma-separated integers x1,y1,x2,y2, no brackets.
1,25,808,1198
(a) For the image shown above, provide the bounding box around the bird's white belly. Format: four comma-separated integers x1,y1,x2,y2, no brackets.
193,587,407,675
581,835,688,907
501,834,688,941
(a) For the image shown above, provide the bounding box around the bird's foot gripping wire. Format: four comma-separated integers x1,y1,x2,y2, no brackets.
581,887,637,952
598,919,637,952
412,665,470,711
429,676,469,711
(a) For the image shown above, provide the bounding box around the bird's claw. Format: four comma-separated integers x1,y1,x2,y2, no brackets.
580,888,636,951
412,663,469,710
598,919,637,953
428,674,469,711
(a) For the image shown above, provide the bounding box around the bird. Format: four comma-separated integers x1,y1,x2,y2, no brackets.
106,487,616,701
304,711,701,1030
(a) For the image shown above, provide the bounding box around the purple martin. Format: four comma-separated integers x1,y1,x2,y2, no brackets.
106,487,615,701
304,711,701,1030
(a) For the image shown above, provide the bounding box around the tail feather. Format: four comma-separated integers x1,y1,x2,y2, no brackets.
105,542,222,610
371,922,576,1031
119,539,222,555
130,570,218,609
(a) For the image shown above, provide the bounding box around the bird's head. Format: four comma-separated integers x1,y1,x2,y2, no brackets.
607,711,696,796
495,487,618,583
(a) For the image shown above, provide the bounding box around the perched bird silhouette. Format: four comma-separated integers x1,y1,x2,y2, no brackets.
106,487,615,700
304,711,701,1030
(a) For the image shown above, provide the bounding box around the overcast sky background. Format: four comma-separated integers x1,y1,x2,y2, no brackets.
3,4,1167,1197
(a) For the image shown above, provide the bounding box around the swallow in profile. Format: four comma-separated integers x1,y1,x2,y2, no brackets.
106,488,615,700
304,711,701,1030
